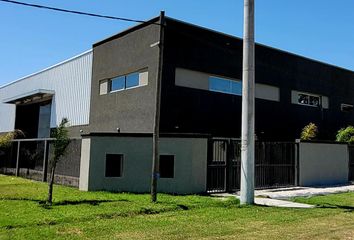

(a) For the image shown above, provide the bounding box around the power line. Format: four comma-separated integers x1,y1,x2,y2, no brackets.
0,0,159,25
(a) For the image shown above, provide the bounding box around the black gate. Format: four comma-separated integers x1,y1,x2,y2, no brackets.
207,139,298,193
349,145,354,182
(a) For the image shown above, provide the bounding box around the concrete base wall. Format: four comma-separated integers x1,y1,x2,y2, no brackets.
299,142,349,186
79,135,208,194
0,168,79,187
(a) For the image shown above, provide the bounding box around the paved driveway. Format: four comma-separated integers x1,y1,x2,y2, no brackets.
254,184,354,199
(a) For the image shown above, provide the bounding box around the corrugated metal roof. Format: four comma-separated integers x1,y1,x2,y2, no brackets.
0,50,93,132
3,89,54,104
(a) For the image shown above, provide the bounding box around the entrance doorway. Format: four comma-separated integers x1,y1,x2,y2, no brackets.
15,101,52,138
207,138,298,193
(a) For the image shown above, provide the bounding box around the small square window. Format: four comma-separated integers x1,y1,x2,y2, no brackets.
111,76,125,91
126,72,140,88
209,76,242,96
105,154,123,177
309,96,320,107
297,92,322,107
231,81,242,95
298,94,309,104
160,155,174,178
209,76,231,93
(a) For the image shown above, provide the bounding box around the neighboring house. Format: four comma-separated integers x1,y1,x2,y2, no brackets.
0,16,353,193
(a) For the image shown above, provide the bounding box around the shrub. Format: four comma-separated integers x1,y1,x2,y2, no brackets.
300,123,318,140
0,130,24,148
336,126,354,144
47,118,70,205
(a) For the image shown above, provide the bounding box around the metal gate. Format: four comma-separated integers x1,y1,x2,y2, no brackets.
207,138,298,193
349,145,354,182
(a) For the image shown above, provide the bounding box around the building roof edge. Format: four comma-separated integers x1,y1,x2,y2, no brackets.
0,49,92,89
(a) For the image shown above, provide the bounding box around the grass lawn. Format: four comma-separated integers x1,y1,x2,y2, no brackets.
0,175,353,239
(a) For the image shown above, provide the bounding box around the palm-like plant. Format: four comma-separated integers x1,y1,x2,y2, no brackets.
47,118,70,205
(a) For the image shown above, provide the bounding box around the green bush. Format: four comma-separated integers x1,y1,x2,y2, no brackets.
47,118,70,205
300,123,318,140
336,126,354,144
0,130,24,148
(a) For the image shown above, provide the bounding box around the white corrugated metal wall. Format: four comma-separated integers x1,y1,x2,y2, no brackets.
0,50,93,133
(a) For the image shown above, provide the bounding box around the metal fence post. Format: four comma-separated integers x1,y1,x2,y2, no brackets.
294,142,299,186
15,141,20,176
42,140,48,182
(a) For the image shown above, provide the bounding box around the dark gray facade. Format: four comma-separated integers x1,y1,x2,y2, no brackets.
89,16,354,141
89,18,160,133
160,19,354,141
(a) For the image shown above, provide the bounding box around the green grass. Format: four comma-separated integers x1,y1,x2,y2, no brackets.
0,175,354,239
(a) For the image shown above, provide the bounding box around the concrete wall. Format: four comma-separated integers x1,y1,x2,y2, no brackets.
79,135,208,194
299,142,349,186
89,22,160,133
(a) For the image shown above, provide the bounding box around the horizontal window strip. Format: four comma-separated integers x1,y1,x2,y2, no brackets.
175,68,279,102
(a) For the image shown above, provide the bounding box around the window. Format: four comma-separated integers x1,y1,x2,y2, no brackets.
125,73,139,88
341,103,353,112
175,68,279,102
109,70,148,93
292,91,329,109
159,155,174,178
105,154,123,177
209,76,242,96
297,93,320,107
111,76,125,91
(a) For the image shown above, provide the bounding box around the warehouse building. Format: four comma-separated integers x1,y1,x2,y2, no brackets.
0,50,92,138
1,16,353,193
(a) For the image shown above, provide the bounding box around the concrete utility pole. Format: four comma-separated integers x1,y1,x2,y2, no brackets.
240,0,255,205
151,11,165,203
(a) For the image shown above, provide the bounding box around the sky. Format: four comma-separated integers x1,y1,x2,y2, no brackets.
0,0,353,86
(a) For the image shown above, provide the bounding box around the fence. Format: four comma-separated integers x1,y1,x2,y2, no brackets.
207,139,297,193
0,138,81,187
349,145,354,182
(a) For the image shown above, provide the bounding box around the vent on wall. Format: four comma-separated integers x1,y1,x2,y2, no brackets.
341,103,354,112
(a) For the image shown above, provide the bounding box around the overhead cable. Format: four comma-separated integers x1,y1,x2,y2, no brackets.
0,0,159,25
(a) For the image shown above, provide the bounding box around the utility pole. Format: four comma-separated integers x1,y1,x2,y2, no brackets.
240,0,255,205
151,11,165,203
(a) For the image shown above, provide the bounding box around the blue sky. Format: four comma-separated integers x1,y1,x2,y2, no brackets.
0,0,353,85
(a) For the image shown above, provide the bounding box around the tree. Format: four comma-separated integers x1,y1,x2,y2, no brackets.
300,123,318,141
336,126,354,144
0,130,24,165
0,130,24,161
0,130,24,148
47,118,70,205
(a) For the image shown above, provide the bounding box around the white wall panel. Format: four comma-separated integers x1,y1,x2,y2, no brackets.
0,103,16,132
0,50,92,133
